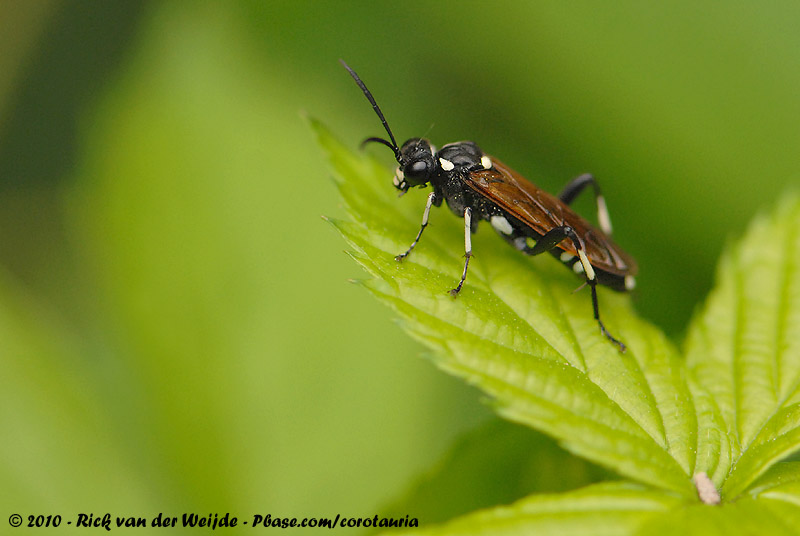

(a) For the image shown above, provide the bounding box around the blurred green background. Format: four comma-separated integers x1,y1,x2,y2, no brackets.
2,0,798,531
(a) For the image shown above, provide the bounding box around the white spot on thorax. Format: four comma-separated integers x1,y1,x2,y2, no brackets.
393,167,404,187
573,261,584,274
439,158,455,171
625,275,636,291
560,251,574,263
490,215,514,235
481,155,493,169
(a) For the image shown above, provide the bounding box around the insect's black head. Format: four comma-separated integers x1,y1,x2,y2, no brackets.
341,60,440,195
393,138,436,193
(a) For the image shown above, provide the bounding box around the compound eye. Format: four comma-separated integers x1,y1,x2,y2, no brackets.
405,160,429,181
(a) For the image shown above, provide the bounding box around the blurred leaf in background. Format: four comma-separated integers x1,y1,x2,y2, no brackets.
2,0,799,531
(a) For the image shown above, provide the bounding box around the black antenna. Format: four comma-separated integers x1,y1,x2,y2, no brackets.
339,59,402,162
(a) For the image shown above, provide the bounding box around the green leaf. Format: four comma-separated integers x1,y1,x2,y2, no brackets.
313,118,703,496
633,495,800,536
389,482,681,536
382,418,611,525
385,479,800,536
685,197,800,499
748,462,800,504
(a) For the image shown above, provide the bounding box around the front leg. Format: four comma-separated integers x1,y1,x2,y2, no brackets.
396,191,437,261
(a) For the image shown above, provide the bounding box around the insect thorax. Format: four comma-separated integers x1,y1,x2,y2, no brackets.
431,142,498,221
437,141,485,169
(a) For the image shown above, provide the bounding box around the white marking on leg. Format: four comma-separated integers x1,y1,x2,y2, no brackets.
513,236,528,250
464,207,472,255
560,251,575,262
490,215,513,235
450,207,474,296
597,195,613,235
577,249,596,281
393,166,404,187
421,192,435,226
625,275,636,291
439,158,455,171
481,155,493,169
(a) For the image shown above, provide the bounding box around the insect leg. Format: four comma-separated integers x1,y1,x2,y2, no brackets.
558,173,613,236
396,192,437,261
449,207,473,297
530,226,626,352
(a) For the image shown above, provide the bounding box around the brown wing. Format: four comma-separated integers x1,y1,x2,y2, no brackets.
464,158,638,276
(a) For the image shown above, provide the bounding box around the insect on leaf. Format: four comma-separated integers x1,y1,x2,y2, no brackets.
312,118,709,497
